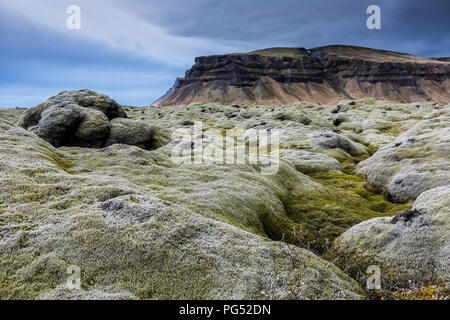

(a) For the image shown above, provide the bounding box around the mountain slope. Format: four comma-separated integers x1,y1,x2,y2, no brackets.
153,45,450,106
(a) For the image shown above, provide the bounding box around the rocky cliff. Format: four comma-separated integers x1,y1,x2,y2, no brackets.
153,45,450,106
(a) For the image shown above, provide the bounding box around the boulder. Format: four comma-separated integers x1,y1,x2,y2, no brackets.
106,118,155,150
30,104,86,147
18,90,126,148
309,130,368,162
18,90,170,150
279,149,343,174
335,185,450,285
75,109,111,147
19,89,126,129
150,126,172,149
358,116,450,203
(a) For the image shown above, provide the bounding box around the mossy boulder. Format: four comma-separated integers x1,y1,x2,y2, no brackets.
279,149,343,174
28,104,87,147
18,90,126,129
74,108,111,147
105,118,154,150
18,90,126,148
335,185,450,285
358,115,450,203
17,91,169,151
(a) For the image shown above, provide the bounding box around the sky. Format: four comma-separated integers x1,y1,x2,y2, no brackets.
0,0,449,107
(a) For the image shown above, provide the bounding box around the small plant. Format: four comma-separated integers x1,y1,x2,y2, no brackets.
273,227,449,300
367,260,449,300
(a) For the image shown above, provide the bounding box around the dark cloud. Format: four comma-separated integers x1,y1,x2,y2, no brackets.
134,0,450,57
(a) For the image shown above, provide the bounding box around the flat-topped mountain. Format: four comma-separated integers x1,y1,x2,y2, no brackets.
153,45,450,106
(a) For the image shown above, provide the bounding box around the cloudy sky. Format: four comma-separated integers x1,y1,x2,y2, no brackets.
0,0,449,107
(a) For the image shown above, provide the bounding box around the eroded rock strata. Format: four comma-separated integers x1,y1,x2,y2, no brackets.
154,46,450,106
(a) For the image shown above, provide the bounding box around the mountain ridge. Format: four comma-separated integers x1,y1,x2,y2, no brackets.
153,45,450,106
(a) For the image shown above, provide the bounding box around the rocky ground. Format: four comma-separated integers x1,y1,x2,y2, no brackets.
0,90,448,299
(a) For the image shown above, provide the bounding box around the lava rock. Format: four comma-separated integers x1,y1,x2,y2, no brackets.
18,90,126,147
105,118,171,150
18,90,170,150
390,209,420,224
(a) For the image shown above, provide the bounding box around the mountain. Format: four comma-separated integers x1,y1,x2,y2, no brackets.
153,45,450,106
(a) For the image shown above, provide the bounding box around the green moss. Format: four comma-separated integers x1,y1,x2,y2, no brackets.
19,184,69,204
0,252,65,299
62,215,217,299
95,187,133,202
37,147,75,173
367,144,380,156
278,171,411,250
6,100,441,299
378,124,403,136
390,146,432,161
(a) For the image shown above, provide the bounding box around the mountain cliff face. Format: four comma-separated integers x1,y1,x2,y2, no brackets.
153,45,450,106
